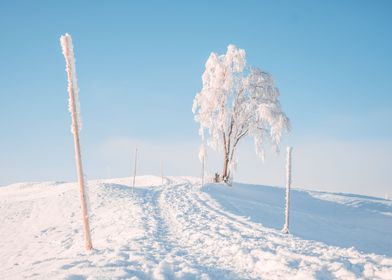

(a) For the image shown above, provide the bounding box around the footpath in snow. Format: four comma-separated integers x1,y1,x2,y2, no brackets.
0,176,391,279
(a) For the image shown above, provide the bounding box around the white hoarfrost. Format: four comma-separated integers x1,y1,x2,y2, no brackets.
198,142,206,163
192,44,290,182
60,33,93,251
60,33,82,134
1,176,391,279
199,143,206,186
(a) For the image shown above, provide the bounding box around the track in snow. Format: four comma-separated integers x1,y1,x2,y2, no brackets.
0,176,391,279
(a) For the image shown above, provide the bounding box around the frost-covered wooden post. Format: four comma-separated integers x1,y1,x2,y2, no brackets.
161,160,164,185
282,147,292,234
132,148,138,191
199,142,206,187
60,33,93,251
201,155,205,187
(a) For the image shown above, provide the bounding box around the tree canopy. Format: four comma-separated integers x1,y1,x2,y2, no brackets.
192,45,290,182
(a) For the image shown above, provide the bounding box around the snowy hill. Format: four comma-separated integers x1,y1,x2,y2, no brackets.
1,176,391,279
205,183,392,256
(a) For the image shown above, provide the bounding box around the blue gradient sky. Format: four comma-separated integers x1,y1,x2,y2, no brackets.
0,1,391,197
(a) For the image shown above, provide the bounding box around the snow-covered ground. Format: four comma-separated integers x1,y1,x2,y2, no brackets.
0,176,391,279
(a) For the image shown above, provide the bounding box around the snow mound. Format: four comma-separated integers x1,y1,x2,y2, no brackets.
0,176,391,279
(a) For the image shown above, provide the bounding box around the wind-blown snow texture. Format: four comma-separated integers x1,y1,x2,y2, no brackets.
1,176,391,279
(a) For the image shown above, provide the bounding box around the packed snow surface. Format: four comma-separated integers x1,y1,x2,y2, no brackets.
0,176,391,279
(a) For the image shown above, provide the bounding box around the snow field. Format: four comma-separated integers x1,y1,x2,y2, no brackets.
0,176,391,279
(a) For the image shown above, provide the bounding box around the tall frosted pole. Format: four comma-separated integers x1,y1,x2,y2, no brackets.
282,147,292,234
60,33,93,250
132,148,138,191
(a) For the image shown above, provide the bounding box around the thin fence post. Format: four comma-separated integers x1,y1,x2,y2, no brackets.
161,160,164,185
201,155,205,187
282,146,292,234
132,148,138,192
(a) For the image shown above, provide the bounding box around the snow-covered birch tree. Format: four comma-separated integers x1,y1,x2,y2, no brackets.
192,44,290,183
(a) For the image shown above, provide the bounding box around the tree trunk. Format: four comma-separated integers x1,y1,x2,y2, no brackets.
221,152,230,183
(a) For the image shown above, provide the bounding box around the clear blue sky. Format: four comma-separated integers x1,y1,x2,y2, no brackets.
1,1,391,197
